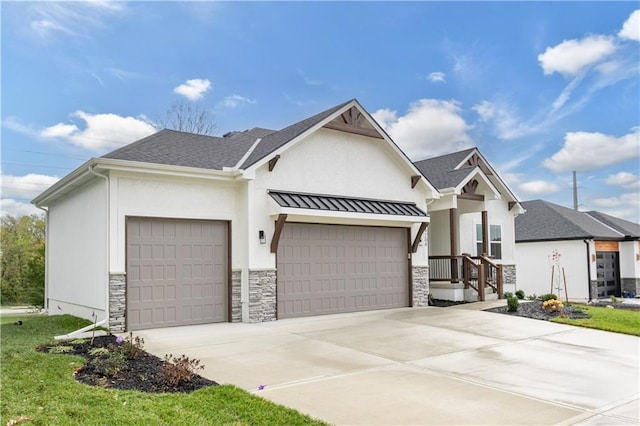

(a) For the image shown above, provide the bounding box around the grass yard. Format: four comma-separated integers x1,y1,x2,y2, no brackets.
552,304,640,336
1,314,327,426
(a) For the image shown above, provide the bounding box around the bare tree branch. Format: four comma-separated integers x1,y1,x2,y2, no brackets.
157,100,218,136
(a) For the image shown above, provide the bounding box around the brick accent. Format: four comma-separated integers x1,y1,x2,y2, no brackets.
412,266,429,307
109,273,126,332
248,269,276,322
502,264,516,287
231,269,242,322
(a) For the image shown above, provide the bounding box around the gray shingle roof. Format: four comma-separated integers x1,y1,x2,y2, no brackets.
240,99,354,169
413,148,476,189
269,190,427,217
515,200,623,242
102,129,255,170
586,211,640,238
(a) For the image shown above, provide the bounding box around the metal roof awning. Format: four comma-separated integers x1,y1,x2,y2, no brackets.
268,190,427,217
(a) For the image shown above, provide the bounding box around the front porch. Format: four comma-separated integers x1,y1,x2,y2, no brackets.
428,254,504,302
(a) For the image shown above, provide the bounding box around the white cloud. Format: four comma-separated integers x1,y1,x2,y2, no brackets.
372,99,473,159
40,111,157,152
1,174,60,200
0,199,42,217
2,116,39,137
591,192,640,209
604,171,640,189
543,128,640,173
427,72,446,83
518,180,561,195
538,35,617,76
619,9,640,42
173,79,212,100
472,101,495,122
218,94,257,108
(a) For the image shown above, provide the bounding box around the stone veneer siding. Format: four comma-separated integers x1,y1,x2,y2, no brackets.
109,273,126,332
412,266,429,307
231,269,242,322
248,269,276,322
502,264,516,288
621,278,640,297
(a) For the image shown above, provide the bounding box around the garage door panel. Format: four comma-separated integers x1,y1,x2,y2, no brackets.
127,218,227,330
277,223,408,319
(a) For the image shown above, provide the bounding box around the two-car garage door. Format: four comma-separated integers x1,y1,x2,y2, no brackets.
126,218,228,330
277,223,409,319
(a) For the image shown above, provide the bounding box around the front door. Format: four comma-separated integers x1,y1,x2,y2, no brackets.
595,251,620,298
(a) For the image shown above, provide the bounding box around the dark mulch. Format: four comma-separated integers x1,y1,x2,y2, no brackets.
37,335,217,393
429,298,469,307
484,300,591,321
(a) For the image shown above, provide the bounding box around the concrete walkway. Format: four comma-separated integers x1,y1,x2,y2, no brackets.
136,302,639,425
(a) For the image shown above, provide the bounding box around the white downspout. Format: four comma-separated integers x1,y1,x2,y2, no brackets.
35,205,49,312
89,165,110,327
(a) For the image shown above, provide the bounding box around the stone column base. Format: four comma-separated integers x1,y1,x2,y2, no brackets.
412,266,429,307
231,269,242,322
109,273,126,332
248,269,276,322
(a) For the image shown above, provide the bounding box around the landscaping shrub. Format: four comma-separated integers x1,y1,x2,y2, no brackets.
515,290,525,300
120,332,145,359
541,293,557,302
506,294,519,312
161,354,205,390
542,299,563,312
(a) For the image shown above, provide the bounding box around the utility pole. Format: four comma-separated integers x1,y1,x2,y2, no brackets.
572,171,578,210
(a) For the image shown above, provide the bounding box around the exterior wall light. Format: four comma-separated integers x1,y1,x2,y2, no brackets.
259,230,266,244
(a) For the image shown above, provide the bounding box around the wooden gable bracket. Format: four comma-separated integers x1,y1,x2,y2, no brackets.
270,214,288,254
411,222,429,253
268,155,280,172
508,202,517,211
466,153,492,175
458,179,484,201
411,175,421,189
323,106,384,139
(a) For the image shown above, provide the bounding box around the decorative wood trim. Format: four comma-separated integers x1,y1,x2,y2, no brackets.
270,214,288,254
595,241,619,252
268,155,280,172
462,179,479,194
323,121,384,139
411,175,421,189
411,222,429,253
508,202,517,210
466,153,492,175
458,193,484,201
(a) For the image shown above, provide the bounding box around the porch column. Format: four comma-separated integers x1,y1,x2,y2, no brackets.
481,210,489,256
449,208,459,283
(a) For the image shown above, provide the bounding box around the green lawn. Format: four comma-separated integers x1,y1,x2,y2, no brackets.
552,305,640,336
1,314,327,426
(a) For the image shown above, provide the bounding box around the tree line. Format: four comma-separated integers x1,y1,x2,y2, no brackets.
1,214,45,307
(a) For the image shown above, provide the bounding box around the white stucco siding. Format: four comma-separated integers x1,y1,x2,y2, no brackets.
248,128,430,269
110,171,244,272
428,210,451,256
47,179,107,319
620,240,640,279
516,240,590,301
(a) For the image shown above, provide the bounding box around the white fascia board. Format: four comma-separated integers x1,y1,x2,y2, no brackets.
94,158,243,180
32,158,96,206
232,138,263,170
453,148,479,170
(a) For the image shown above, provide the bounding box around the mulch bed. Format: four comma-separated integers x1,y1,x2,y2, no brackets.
484,300,591,321
429,298,469,307
37,335,217,393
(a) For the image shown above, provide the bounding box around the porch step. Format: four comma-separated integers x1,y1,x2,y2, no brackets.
464,287,499,302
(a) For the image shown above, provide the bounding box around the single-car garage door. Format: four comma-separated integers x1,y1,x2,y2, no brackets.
126,218,228,330
277,223,409,319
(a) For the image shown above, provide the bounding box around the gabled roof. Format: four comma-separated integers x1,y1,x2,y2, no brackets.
515,200,624,242
586,211,640,238
240,100,354,169
413,148,476,189
102,129,254,170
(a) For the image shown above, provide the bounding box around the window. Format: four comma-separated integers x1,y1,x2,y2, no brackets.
475,224,502,259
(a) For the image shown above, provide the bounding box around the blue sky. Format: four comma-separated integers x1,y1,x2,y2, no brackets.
2,1,639,221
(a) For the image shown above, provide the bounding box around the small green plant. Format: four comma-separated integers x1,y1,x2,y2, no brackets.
506,294,519,312
527,293,537,301
71,338,87,345
88,347,111,356
118,332,145,359
48,345,73,354
161,354,205,389
610,296,619,304
515,290,525,300
541,293,558,302
91,350,127,377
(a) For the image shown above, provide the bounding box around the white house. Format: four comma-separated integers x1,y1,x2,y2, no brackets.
515,200,640,302
33,99,440,331
414,149,525,301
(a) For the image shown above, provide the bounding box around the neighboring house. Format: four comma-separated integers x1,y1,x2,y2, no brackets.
515,200,640,301
414,148,525,301
33,99,440,331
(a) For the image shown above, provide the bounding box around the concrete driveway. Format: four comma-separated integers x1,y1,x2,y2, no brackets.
136,302,639,425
